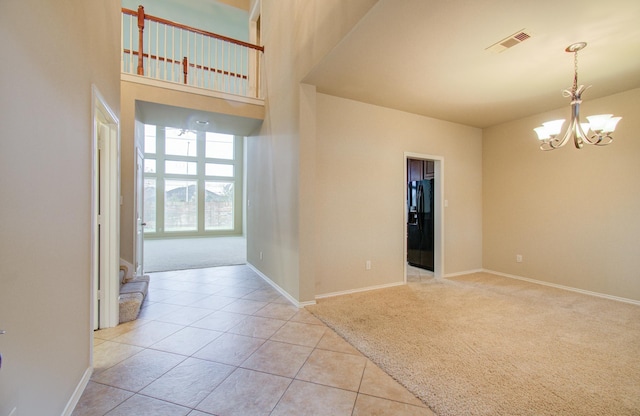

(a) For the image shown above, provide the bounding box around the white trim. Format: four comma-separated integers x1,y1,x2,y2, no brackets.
404,153,445,280
483,269,640,306
444,268,484,278
246,263,311,308
91,85,120,331
249,0,261,22
61,367,92,416
316,281,405,300
134,149,144,276
120,73,264,106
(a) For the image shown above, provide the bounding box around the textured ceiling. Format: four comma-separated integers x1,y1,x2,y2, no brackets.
303,0,640,128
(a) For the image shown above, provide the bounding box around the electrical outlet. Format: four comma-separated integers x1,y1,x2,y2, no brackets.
516,254,523,263
365,260,371,270
259,251,263,260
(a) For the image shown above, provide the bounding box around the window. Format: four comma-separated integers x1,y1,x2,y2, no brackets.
166,128,197,157
205,181,234,230
142,124,242,237
144,178,157,232
164,179,198,231
206,132,234,159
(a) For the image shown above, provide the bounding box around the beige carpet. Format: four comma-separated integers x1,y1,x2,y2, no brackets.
306,272,640,416
144,236,246,272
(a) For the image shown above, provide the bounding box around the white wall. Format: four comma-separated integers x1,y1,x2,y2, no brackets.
483,88,640,301
0,1,121,415
247,0,378,303
315,94,483,295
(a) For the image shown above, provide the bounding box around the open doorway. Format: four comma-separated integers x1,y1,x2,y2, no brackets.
138,123,247,273
404,152,444,282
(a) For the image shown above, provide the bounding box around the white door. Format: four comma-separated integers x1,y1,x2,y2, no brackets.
93,122,108,329
135,150,145,276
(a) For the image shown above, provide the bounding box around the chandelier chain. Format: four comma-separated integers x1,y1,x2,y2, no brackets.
572,50,579,94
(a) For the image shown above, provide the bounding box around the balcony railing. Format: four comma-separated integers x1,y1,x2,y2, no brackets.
122,6,264,99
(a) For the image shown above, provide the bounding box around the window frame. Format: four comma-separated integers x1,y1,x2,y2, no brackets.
142,125,243,238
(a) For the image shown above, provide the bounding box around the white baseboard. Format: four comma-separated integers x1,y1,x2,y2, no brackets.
483,269,640,306
246,263,313,308
315,281,405,300
443,268,484,278
61,367,92,416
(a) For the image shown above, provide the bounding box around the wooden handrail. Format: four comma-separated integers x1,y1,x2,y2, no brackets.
122,5,262,96
122,6,264,52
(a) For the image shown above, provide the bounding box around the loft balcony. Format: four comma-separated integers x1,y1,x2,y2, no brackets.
121,6,264,105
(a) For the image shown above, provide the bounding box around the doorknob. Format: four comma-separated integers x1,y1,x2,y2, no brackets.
0,330,5,335
142,223,147,227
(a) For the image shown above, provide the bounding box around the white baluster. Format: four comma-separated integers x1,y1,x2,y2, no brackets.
207,36,212,89
163,22,167,81
155,21,159,79
214,39,218,91
129,14,134,73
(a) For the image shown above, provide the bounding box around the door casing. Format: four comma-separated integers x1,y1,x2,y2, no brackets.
134,149,145,276
92,85,120,330
404,152,444,280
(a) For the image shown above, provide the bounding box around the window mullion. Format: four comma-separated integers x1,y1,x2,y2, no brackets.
197,131,206,232
234,135,243,232
157,127,166,235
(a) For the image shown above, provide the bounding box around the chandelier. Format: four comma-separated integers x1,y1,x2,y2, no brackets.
533,42,621,151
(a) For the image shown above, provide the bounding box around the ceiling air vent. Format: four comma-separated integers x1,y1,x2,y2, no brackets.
486,29,531,53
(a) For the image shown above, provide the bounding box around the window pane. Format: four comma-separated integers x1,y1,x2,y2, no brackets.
205,163,233,177
144,159,156,173
165,160,197,175
143,178,156,233
205,181,234,230
144,125,156,154
206,132,234,160
165,179,198,231
166,128,197,157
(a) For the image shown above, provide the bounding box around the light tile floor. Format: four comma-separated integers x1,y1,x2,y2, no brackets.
406,265,434,283
73,265,434,416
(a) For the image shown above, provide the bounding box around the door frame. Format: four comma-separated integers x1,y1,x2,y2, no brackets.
91,85,120,330
134,148,145,276
404,152,444,280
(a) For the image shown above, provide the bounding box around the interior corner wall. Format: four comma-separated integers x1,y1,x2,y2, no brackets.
0,1,121,415
314,94,483,296
482,88,640,301
246,0,378,303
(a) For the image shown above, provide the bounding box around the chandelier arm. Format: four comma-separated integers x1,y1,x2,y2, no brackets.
569,98,587,149
595,135,613,145
539,141,555,151
548,127,573,149
534,43,620,151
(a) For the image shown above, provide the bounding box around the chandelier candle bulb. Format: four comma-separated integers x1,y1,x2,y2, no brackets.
533,42,621,150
